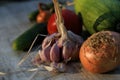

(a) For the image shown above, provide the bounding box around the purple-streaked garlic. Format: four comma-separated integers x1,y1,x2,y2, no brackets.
40,45,51,62
50,43,60,62
33,45,51,65
53,0,83,62
42,33,60,49
33,0,83,72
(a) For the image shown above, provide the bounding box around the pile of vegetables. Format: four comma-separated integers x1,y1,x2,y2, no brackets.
13,1,82,51
14,0,120,74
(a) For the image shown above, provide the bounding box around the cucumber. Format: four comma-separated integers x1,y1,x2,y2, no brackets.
12,23,48,51
28,10,39,23
74,0,120,34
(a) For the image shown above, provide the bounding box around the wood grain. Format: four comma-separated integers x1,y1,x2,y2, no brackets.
0,1,120,80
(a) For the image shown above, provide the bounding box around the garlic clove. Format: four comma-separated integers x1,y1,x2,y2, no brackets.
40,46,51,62
42,33,56,49
68,31,84,44
50,43,60,62
42,33,61,49
62,40,75,62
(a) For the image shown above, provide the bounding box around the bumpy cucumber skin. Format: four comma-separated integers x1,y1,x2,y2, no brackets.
74,0,120,34
12,23,48,51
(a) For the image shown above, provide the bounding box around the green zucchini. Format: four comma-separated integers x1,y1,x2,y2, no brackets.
74,0,120,34
12,23,48,51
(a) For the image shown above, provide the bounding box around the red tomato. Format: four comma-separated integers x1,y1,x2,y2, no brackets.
47,9,82,35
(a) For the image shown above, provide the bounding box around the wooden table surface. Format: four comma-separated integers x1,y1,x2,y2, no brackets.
0,1,120,80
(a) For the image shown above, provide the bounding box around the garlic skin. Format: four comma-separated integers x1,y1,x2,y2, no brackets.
62,40,75,61
32,51,41,65
40,45,51,62
42,33,57,49
50,62,66,72
50,43,60,62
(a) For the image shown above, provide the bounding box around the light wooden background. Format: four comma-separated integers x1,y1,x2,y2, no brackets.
0,0,120,80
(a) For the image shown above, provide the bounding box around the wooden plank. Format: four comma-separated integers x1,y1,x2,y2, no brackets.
0,1,120,80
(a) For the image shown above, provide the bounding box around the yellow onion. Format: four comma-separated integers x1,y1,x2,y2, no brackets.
80,31,120,73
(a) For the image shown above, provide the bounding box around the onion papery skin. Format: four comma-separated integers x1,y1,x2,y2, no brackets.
80,31,120,73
